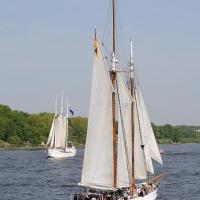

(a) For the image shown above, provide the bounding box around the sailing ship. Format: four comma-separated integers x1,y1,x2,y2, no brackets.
75,1,164,199
46,93,76,158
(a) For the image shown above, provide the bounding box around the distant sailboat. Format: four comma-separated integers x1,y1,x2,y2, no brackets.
46,93,76,158
75,1,163,199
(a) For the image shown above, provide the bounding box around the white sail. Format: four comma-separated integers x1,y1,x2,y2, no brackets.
61,115,67,148
81,34,115,189
135,86,164,175
134,100,148,179
137,88,163,164
50,128,55,148
135,90,154,174
54,115,61,148
53,114,67,149
116,72,133,188
46,115,56,147
50,116,56,148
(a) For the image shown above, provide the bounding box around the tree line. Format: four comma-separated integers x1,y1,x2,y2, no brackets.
0,104,199,147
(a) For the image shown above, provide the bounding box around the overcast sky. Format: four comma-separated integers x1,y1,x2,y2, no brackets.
0,0,199,125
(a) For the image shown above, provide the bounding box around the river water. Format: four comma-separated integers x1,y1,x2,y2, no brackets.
0,144,199,200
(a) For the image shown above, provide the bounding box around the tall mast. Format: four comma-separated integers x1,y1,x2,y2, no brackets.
130,39,135,189
55,94,58,115
112,0,116,54
66,99,69,148
111,0,117,189
66,99,69,119
61,89,64,114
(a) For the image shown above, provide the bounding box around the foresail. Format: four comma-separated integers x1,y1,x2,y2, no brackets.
50,117,56,148
137,88,163,165
81,34,114,189
134,101,148,179
116,72,132,188
135,90,154,174
46,116,55,147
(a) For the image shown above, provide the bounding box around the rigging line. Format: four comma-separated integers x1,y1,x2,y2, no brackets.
116,76,132,186
102,43,112,58
116,2,128,69
113,2,129,69
102,0,130,70
133,63,142,89
102,44,112,71
116,0,130,69
103,1,111,44
103,39,129,67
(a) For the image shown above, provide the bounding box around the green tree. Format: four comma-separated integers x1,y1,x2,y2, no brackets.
69,116,88,145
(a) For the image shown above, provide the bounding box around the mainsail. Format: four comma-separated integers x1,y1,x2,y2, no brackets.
134,100,148,179
116,72,133,188
61,115,67,148
80,34,115,189
55,115,62,148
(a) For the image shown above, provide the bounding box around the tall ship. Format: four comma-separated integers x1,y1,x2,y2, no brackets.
75,0,164,199
46,93,76,158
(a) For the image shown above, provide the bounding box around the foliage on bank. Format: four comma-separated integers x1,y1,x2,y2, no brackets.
0,104,88,147
152,123,200,144
0,104,199,147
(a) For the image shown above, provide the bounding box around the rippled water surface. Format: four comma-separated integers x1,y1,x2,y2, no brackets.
0,144,199,200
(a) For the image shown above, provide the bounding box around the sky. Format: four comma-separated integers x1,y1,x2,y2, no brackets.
0,0,199,125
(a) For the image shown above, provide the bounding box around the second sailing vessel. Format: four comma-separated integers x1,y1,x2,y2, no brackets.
46,93,76,158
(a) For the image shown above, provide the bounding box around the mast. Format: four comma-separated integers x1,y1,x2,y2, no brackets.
66,99,69,119
112,0,116,54
130,39,135,190
111,0,117,189
55,94,58,115
61,89,64,115
66,99,69,148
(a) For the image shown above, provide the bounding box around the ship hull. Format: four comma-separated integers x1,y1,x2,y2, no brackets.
73,187,157,200
47,147,76,158
129,189,157,200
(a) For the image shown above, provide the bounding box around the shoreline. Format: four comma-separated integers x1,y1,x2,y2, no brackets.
0,146,44,150
0,143,85,150
0,143,199,150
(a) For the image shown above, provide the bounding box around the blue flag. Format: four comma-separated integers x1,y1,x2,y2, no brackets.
69,107,74,115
